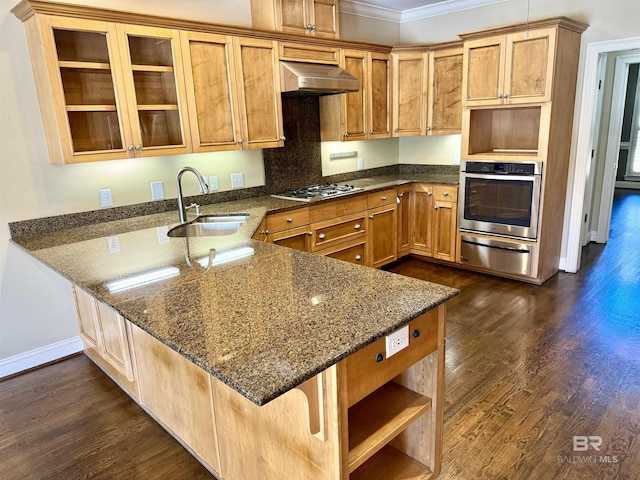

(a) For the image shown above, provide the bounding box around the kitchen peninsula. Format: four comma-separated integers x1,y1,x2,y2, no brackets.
10,185,458,480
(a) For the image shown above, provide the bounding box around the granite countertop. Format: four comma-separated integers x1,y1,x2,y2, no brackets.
11,174,459,405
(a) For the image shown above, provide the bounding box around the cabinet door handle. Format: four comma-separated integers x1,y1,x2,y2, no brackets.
134,144,142,151
286,217,293,223
427,126,432,131
427,191,432,196
355,254,362,261
434,206,439,210
398,193,404,198
318,233,326,239
393,128,398,134
503,93,509,98
443,192,449,196
280,135,286,141
381,196,387,201
355,223,361,229
369,215,374,219
127,145,134,151
237,138,243,145
307,231,313,235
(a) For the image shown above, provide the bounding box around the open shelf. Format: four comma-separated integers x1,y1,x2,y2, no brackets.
466,106,542,158
351,445,433,480
348,381,431,473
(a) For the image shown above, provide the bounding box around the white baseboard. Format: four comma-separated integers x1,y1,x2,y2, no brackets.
0,336,83,379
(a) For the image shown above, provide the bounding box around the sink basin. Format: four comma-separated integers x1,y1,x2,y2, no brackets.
167,215,248,238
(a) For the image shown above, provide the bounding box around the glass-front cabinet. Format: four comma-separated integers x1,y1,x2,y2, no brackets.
34,17,190,163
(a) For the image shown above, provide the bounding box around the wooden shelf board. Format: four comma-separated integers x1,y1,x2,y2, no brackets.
348,381,431,473
131,64,174,73
66,105,117,112
350,445,434,480
137,104,179,111
59,61,111,70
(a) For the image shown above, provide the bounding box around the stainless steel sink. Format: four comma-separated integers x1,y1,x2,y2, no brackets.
167,215,248,238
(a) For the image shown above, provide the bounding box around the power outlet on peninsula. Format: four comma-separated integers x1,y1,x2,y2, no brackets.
385,325,409,358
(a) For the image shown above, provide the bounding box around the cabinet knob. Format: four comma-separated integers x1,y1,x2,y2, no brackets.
134,144,142,151
307,231,313,235
369,215,374,219
344,133,349,138
310,24,317,30
355,254,362,261
393,128,398,134
398,193,404,198
503,93,509,98
355,223,361,229
427,191,432,196
443,191,449,196
497,94,504,99
381,196,387,201
286,217,293,223
427,126,432,131
434,206,439,210
238,139,243,145
375,353,384,363
413,329,420,338
127,145,134,151
318,233,326,239
369,130,374,135
280,135,286,141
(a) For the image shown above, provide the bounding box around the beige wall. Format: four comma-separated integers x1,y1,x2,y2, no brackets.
321,138,399,175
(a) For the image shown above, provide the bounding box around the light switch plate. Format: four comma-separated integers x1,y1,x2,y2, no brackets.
150,181,164,200
106,235,120,253
209,176,219,191
357,158,364,170
99,189,113,208
385,325,409,358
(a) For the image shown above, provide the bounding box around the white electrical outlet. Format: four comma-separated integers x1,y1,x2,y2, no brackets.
99,189,113,208
357,158,364,170
106,235,120,253
385,325,409,358
231,173,244,189
209,176,219,191
150,181,164,200
156,226,169,244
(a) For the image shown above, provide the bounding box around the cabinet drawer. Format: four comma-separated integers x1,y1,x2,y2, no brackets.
433,185,457,202
318,238,366,265
311,212,367,252
279,42,340,64
367,188,397,209
266,207,310,233
346,309,438,407
310,194,368,223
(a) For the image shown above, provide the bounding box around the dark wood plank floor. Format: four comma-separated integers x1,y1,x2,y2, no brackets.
1,189,639,479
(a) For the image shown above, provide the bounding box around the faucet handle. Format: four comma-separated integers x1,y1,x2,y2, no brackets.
186,203,200,216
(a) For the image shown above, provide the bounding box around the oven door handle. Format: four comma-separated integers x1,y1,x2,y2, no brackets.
462,173,540,182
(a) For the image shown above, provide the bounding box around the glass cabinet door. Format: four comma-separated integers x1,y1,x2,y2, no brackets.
118,25,191,156
44,17,131,162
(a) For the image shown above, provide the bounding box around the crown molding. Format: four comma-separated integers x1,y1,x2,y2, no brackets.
340,0,509,24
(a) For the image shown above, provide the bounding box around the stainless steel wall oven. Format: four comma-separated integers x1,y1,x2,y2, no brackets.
458,160,543,240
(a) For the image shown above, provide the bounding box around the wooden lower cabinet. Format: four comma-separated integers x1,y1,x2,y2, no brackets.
74,289,446,480
396,184,413,257
318,237,367,265
368,203,397,268
268,225,313,251
73,285,138,398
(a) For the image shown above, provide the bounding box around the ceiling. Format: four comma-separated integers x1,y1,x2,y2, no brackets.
340,0,509,23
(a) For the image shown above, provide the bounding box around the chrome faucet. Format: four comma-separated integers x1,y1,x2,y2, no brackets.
176,167,209,223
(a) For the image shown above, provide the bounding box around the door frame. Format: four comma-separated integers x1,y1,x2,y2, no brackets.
564,36,640,273
595,53,640,243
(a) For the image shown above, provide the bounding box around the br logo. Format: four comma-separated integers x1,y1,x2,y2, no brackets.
573,436,602,452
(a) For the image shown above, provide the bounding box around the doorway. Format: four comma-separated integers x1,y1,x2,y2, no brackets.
565,36,640,273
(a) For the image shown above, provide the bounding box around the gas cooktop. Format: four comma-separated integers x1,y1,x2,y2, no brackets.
271,183,362,202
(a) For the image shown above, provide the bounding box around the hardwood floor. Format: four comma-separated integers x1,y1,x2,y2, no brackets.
1,189,638,479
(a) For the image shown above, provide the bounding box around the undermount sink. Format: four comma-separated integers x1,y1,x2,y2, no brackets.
167,215,249,238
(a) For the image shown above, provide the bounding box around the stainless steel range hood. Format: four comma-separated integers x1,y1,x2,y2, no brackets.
280,61,359,96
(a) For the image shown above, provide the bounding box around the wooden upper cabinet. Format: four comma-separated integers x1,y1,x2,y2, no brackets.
117,24,191,157
25,16,132,163
21,15,191,163
181,31,242,152
368,52,392,139
428,46,463,134
320,49,391,142
392,51,428,137
233,37,285,149
251,0,339,39
462,28,556,106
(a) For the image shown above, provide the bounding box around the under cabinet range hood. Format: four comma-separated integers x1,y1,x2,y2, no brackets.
279,61,359,96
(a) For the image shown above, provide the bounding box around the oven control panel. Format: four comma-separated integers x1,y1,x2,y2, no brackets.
463,161,541,175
